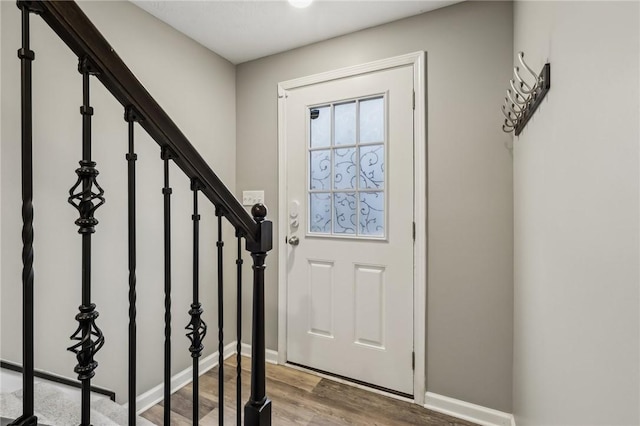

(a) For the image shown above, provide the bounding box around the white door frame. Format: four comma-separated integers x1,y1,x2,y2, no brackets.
276,51,427,405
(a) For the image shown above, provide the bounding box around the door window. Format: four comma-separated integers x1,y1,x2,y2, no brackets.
308,96,386,238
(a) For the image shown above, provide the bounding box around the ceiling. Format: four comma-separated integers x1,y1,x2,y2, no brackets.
131,0,464,64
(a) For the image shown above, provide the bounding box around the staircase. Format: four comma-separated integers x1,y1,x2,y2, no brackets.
5,1,273,425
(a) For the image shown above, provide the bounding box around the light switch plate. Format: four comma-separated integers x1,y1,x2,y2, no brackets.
242,190,264,206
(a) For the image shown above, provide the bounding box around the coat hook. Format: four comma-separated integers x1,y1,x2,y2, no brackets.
506,89,526,109
504,94,523,116
505,98,523,116
518,52,540,84
514,67,534,94
502,119,515,133
500,52,551,135
509,80,529,103
501,105,517,125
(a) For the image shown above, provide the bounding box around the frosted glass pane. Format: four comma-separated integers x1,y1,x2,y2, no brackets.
359,192,384,236
310,150,331,190
359,97,384,143
310,193,331,234
334,102,356,146
334,148,357,190
359,144,384,189
310,106,331,148
334,193,357,234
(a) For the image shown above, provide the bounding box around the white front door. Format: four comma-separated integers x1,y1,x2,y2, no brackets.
282,64,415,395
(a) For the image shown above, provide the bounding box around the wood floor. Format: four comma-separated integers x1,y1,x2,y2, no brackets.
141,356,478,426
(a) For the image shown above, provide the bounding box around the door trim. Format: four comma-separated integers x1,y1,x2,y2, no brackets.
277,51,427,405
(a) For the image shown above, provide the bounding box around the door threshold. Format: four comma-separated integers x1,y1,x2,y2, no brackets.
285,361,414,402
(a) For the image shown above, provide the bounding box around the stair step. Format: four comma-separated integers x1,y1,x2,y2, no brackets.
0,393,23,422
1,382,154,426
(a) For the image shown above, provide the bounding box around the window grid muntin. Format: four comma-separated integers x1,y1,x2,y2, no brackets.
307,95,386,238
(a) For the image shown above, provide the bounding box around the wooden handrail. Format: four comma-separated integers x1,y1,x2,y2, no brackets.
32,0,261,242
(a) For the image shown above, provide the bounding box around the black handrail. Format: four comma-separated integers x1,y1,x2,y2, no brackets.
32,0,260,242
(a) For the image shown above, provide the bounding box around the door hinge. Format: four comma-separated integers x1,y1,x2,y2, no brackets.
412,90,415,110
412,222,416,242
412,351,415,370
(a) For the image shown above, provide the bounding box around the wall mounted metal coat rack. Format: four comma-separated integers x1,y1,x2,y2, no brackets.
501,52,551,136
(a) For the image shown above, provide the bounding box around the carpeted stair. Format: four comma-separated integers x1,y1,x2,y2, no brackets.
0,382,154,425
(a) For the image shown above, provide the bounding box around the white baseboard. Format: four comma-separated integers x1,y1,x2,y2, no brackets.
135,341,236,415
424,392,515,426
240,342,279,365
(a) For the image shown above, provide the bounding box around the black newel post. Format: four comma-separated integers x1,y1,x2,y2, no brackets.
10,2,43,425
67,57,105,426
244,204,272,426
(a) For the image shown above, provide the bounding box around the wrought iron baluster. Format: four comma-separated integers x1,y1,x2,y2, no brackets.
10,3,43,425
67,57,105,426
236,229,244,426
216,207,225,426
125,106,141,426
244,204,272,426
162,147,174,425
186,180,207,425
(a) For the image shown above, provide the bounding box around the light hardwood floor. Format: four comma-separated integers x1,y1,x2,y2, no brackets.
141,356,478,425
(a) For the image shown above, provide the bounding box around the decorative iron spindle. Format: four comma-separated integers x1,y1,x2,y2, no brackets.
236,229,244,426
186,180,207,424
244,204,273,426
125,106,141,426
216,207,225,426
10,3,44,425
162,147,174,425
67,56,105,426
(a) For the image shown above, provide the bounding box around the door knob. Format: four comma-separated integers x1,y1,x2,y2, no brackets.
288,236,300,246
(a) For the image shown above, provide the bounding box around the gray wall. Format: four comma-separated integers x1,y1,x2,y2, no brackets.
1,1,237,403
236,1,514,412
512,2,640,425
